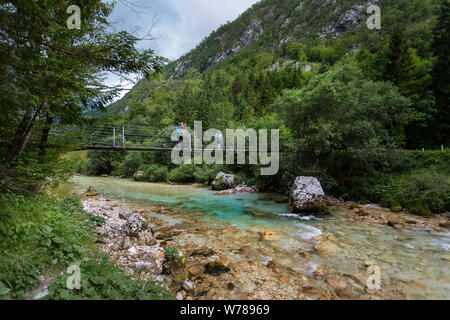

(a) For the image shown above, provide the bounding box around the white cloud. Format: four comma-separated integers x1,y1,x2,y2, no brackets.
109,0,259,60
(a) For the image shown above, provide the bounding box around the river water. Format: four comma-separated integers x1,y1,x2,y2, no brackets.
71,175,450,300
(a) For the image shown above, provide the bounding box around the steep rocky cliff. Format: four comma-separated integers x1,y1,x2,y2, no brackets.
165,0,384,78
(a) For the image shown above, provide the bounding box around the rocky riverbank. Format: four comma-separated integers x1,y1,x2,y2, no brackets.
80,187,449,300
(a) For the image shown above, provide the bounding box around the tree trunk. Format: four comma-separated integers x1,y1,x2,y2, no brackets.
38,115,53,157
9,102,48,163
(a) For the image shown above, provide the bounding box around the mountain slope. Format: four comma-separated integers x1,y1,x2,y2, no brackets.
107,0,437,116
164,0,433,78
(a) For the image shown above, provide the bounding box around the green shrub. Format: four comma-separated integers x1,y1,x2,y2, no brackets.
193,165,223,185
74,160,88,174
0,195,95,298
347,168,449,214
48,254,173,300
167,165,197,183
118,152,143,177
397,170,449,215
164,246,179,260
142,164,169,182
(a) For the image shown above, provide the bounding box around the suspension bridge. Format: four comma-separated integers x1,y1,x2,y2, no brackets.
51,123,282,153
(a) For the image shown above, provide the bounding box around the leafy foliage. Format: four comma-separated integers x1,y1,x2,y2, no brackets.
49,254,173,300
0,194,172,299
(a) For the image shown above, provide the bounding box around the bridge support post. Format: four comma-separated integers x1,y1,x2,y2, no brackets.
122,126,125,148
113,127,116,147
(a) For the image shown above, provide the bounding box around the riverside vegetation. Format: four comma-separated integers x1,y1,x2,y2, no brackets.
0,0,449,300
80,0,450,215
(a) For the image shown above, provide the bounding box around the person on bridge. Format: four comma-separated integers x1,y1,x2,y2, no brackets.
176,122,186,143
175,125,183,143
215,132,223,150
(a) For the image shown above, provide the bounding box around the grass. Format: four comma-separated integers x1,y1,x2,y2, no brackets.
61,151,88,161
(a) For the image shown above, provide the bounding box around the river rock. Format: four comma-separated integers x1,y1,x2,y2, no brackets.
244,209,270,218
133,171,144,181
211,172,237,190
134,261,155,272
258,229,278,241
191,248,215,257
121,213,146,236
289,176,328,214
239,246,251,255
156,206,172,214
83,186,99,197
135,208,148,215
176,291,186,300
204,261,230,275
313,241,342,255
121,237,132,250
439,221,450,228
119,211,133,220
137,230,157,246
182,280,196,293
234,183,258,193
215,189,235,195
188,264,206,276
127,246,138,256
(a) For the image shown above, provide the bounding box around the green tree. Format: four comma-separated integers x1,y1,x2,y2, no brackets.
0,0,165,164
276,63,411,163
431,0,450,144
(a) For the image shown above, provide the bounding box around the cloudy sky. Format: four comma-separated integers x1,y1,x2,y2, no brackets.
105,0,259,97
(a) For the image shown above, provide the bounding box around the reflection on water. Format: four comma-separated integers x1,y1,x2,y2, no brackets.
72,176,450,299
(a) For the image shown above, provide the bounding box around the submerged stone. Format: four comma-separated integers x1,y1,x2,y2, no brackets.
204,260,230,275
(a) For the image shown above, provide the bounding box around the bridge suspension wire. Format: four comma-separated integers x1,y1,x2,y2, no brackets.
49,122,290,153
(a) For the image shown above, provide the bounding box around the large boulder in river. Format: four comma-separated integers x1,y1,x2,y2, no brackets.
211,172,237,190
289,176,328,214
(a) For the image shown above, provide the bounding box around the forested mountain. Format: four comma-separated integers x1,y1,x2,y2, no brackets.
107,0,445,145
90,0,449,214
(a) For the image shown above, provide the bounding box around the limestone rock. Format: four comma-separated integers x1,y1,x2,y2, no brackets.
119,211,133,220
211,172,237,191
289,176,328,214
133,171,144,181
121,213,146,236
258,229,278,241
313,241,342,255
182,280,196,293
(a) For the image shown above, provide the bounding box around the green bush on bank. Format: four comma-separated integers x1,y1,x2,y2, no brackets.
141,164,169,182
0,195,94,298
344,151,450,214
49,254,172,300
167,164,197,183
0,194,172,300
